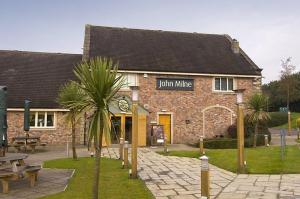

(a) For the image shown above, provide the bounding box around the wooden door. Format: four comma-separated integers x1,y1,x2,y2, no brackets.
158,114,171,144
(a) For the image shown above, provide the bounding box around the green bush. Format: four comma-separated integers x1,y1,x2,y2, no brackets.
203,138,237,149
267,112,288,127
199,135,270,149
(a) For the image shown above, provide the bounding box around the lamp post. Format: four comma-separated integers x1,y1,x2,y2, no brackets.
233,89,246,174
130,86,139,178
119,111,126,160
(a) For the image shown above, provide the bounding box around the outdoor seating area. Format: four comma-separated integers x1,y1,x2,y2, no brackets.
10,136,47,153
0,153,41,193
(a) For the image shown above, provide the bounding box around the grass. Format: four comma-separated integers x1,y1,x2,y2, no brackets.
159,145,300,174
40,157,153,199
275,112,300,129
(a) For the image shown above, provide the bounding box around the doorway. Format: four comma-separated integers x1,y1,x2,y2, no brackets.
111,116,132,144
158,114,172,144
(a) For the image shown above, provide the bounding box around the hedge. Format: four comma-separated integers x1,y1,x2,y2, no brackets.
201,134,271,149
267,112,288,127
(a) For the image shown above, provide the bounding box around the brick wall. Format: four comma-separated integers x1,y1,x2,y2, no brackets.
6,73,260,145
6,111,83,144
137,74,260,144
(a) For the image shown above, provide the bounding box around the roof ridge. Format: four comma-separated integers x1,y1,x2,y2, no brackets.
86,24,225,37
0,49,82,56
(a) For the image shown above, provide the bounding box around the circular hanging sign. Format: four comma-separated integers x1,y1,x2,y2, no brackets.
118,99,129,112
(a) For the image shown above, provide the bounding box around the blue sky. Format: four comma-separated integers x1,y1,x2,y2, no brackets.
1,0,300,83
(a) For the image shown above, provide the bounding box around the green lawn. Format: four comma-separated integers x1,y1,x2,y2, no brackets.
159,145,300,174
40,157,153,199
275,112,300,129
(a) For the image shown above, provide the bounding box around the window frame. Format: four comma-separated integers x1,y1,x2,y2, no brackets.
30,111,57,129
213,77,235,92
118,73,139,91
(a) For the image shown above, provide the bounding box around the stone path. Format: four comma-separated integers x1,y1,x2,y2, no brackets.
106,148,300,199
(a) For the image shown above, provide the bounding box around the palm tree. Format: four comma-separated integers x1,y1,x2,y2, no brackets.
57,81,85,160
247,93,271,147
72,57,124,199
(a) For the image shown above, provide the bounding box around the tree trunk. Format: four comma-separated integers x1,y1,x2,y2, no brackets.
71,115,77,160
253,123,258,148
93,113,103,199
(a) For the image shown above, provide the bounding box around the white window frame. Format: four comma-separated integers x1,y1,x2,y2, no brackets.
212,77,235,92
118,73,139,91
30,111,57,129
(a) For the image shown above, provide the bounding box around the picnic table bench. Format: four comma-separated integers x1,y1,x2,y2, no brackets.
11,136,47,152
0,153,41,193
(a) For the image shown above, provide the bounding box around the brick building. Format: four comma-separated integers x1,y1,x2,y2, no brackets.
0,25,262,145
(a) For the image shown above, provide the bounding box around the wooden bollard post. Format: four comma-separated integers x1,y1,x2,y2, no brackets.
264,135,269,147
297,128,300,140
123,141,129,169
200,136,204,155
119,137,124,160
200,155,210,199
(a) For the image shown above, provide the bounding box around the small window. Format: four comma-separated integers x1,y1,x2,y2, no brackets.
30,112,55,128
214,77,234,92
117,73,138,89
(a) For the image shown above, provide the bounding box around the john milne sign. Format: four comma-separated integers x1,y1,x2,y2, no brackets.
156,78,194,91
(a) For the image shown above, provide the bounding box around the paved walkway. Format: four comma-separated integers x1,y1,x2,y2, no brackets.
128,148,300,199
269,128,299,146
2,146,300,199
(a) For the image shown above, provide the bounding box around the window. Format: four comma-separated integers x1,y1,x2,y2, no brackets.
117,73,138,89
30,112,56,128
214,77,234,91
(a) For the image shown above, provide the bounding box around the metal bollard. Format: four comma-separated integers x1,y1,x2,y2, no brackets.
200,136,204,155
119,138,124,160
200,155,210,199
288,111,291,136
123,141,129,169
264,135,269,147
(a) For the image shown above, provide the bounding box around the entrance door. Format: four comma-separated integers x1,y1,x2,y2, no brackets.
111,116,121,144
158,114,171,144
125,116,132,144
111,116,132,144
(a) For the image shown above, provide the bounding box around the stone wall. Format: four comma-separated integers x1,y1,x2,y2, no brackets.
6,111,84,144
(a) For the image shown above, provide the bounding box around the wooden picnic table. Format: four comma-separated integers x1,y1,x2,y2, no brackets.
0,153,28,165
11,136,41,152
0,153,41,193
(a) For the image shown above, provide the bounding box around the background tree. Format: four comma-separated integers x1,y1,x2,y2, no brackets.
247,93,270,147
57,81,85,160
72,57,124,199
280,57,298,111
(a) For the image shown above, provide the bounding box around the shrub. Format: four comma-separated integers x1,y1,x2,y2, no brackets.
267,112,288,127
227,125,237,138
204,138,237,149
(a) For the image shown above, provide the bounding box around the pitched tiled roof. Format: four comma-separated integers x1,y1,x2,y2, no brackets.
0,50,82,108
84,25,261,76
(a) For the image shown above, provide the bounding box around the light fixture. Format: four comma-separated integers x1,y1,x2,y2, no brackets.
129,86,139,102
233,89,246,104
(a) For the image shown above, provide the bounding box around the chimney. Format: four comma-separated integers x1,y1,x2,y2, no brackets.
231,39,239,54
